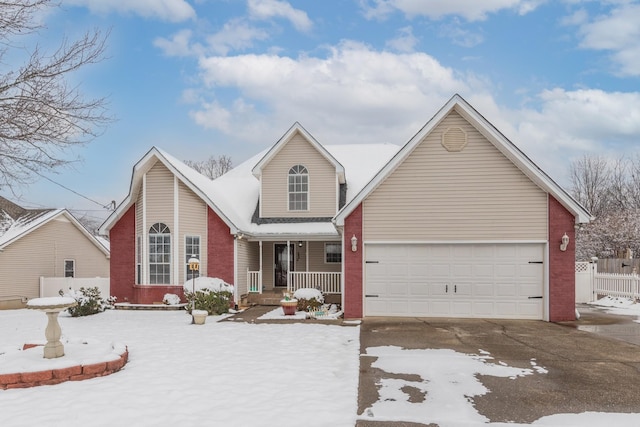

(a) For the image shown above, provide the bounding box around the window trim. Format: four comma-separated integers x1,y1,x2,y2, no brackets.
324,242,342,264
64,259,75,278
136,235,142,285
184,235,201,281
287,164,309,212
148,222,171,285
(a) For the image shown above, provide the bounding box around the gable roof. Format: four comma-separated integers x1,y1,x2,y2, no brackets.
251,122,346,184
0,197,110,255
99,147,241,235
334,94,592,226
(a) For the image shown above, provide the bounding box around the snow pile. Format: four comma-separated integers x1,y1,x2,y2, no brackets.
26,297,77,307
589,296,640,316
162,293,181,305
183,277,234,293
293,288,324,303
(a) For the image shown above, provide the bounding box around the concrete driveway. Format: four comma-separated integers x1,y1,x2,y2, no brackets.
357,309,640,426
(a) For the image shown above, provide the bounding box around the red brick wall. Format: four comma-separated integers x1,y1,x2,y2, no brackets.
207,207,234,285
548,195,576,321
343,204,363,318
109,205,136,303
134,285,184,304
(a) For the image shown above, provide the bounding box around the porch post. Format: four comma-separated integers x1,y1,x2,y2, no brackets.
305,241,309,272
286,240,291,292
259,240,263,294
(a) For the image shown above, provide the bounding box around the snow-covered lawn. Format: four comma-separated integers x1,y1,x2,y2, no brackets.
0,309,359,426
3,308,640,426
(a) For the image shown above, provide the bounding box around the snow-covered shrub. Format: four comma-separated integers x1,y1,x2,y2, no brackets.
59,287,116,317
183,277,234,315
293,288,324,312
163,293,181,305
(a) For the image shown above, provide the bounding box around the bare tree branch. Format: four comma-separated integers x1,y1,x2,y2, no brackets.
0,0,111,191
184,155,233,180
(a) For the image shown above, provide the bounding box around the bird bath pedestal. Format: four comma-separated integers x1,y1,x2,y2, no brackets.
26,297,77,359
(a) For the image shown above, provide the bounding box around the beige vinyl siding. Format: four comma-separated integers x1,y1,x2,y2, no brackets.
0,216,109,300
364,111,548,241
146,162,175,229
178,182,208,282
262,243,274,288
308,241,341,272
236,239,259,296
261,131,337,218
135,185,143,237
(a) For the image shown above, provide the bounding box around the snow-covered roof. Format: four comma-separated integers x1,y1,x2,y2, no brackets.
99,138,400,238
0,197,110,255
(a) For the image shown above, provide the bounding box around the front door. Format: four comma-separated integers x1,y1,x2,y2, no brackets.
274,244,294,287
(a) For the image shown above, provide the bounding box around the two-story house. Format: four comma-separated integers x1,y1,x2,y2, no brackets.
100,95,591,321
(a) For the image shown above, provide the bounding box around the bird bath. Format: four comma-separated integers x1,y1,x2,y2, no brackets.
26,297,77,359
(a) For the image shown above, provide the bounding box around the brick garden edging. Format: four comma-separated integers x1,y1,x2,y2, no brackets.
0,344,128,390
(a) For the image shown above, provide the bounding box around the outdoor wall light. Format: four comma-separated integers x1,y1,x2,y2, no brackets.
298,241,303,247
351,235,358,252
560,233,569,252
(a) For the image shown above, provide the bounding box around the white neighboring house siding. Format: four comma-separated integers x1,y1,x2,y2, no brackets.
0,216,109,300
363,110,548,241
261,132,337,218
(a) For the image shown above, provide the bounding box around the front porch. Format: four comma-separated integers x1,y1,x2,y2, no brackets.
237,239,343,304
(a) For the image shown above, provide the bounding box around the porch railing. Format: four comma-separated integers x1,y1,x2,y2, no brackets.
288,272,341,294
247,271,262,294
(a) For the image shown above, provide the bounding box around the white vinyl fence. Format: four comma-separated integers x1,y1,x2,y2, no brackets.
40,277,110,299
577,260,640,302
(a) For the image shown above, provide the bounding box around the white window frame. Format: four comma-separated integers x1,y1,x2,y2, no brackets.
64,259,75,278
324,242,342,264
149,223,171,285
185,235,201,281
288,165,309,211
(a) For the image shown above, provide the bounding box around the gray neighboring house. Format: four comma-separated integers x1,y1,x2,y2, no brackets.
0,197,110,309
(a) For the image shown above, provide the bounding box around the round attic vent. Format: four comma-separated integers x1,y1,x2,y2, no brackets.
441,127,467,152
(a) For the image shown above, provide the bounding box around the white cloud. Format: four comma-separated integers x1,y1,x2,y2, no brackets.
192,41,471,145
386,26,419,52
361,0,543,21
206,18,271,55
64,0,196,22
574,3,640,76
247,0,313,32
508,88,640,184
438,19,485,47
154,29,203,57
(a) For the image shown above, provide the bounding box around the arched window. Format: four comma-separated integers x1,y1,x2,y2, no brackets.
288,165,308,211
149,223,171,284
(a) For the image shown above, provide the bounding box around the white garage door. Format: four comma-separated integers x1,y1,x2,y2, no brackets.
364,243,544,319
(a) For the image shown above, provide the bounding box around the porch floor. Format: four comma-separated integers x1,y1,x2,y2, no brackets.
246,289,288,306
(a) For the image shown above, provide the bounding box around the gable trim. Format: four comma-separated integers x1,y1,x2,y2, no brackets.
251,122,345,184
99,147,239,235
334,94,592,226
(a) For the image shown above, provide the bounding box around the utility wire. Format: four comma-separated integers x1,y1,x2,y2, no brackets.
32,170,115,211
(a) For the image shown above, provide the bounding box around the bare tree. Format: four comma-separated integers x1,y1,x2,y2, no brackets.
569,155,611,218
184,155,233,180
0,1,110,191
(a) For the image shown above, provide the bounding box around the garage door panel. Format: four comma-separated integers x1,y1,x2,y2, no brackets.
365,243,544,319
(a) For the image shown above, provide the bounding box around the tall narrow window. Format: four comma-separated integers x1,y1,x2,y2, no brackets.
64,259,75,278
149,223,171,284
136,235,142,284
288,165,308,211
185,235,201,281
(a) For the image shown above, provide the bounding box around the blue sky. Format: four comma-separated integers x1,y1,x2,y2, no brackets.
3,0,640,225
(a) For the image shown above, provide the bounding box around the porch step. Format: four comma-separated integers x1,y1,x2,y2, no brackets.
247,290,287,306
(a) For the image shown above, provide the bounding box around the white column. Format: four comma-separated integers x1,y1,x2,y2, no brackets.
259,240,263,294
